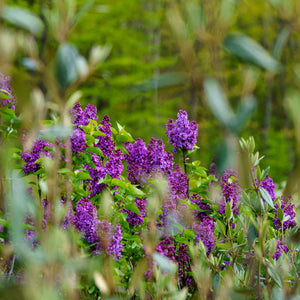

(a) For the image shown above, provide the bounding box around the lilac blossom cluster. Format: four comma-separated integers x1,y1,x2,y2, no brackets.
218,169,241,215
259,175,276,202
0,73,16,110
70,103,98,153
273,240,289,260
124,137,174,186
190,193,212,220
20,136,53,174
274,195,296,231
71,103,124,196
166,110,198,153
156,237,193,287
73,198,123,259
193,217,215,255
123,198,147,227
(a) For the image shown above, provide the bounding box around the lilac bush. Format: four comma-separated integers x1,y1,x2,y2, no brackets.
12,104,300,298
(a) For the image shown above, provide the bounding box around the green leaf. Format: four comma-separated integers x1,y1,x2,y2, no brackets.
55,43,88,90
58,168,70,174
75,171,92,180
1,6,44,37
86,147,104,158
213,273,221,291
152,252,177,274
224,33,281,73
111,178,127,189
215,219,226,236
0,89,12,99
204,78,235,130
247,223,257,249
127,185,145,198
225,202,233,220
233,96,257,133
124,203,141,216
273,27,290,60
259,187,274,209
277,208,284,222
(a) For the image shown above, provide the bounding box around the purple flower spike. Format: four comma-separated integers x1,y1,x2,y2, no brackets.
218,169,241,215
273,240,289,260
20,137,53,174
71,102,98,126
193,216,215,255
71,128,86,153
274,195,297,231
124,138,148,185
259,175,276,202
73,198,100,244
166,110,198,153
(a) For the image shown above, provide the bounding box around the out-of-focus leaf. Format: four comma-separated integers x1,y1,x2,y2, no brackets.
152,252,177,274
259,187,274,208
89,45,111,66
21,58,39,71
273,27,290,60
40,125,72,139
55,43,88,90
73,0,95,26
135,72,187,93
1,6,44,37
247,223,257,249
233,96,257,133
204,78,235,130
224,34,281,73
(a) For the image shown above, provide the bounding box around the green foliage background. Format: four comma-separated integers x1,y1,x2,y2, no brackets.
3,0,300,183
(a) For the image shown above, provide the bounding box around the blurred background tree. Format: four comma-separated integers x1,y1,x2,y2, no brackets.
2,0,300,184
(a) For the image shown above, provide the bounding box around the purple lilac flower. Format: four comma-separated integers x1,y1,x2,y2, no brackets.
85,150,124,197
124,138,148,185
190,193,211,221
273,195,297,231
71,102,98,126
168,164,188,202
20,137,53,174
156,237,193,287
156,237,176,261
259,175,276,202
95,115,115,157
218,169,241,215
71,128,86,153
97,220,123,260
273,240,289,260
105,149,124,178
0,73,16,110
124,198,147,227
192,216,215,255
106,224,123,260
147,138,173,175
166,110,198,153
73,198,100,243
125,138,173,185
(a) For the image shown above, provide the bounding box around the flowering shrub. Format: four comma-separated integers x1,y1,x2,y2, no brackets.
0,100,299,299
